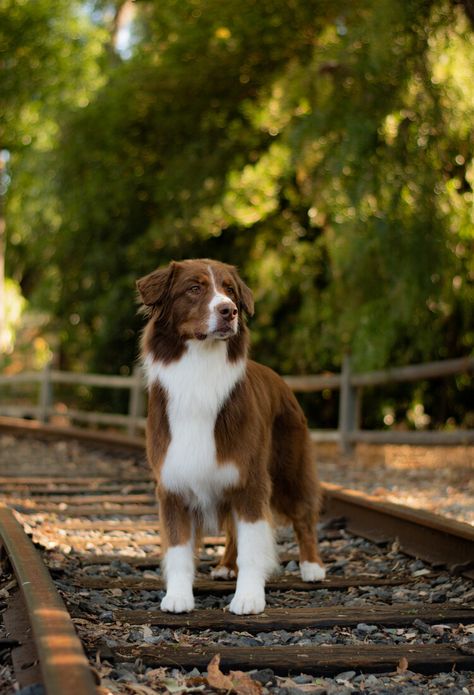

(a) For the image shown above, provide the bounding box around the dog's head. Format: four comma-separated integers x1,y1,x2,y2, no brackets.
137,259,254,341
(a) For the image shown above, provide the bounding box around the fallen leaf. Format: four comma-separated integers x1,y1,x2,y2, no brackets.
145,668,168,680
207,654,234,691
186,677,208,688
122,684,162,695
229,671,262,695
431,624,450,637
72,618,93,626
142,625,153,640
397,656,409,674
152,671,206,694
97,683,120,695
163,680,205,694
205,656,263,695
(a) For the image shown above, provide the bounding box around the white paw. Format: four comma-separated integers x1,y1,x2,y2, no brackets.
160,593,194,613
229,590,266,615
300,561,326,582
211,565,236,580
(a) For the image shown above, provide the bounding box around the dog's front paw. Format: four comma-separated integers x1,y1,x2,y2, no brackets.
160,593,194,613
211,565,237,580
300,561,326,582
229,590,265,615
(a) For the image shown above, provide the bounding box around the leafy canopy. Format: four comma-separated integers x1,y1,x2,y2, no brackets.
4,1,473,426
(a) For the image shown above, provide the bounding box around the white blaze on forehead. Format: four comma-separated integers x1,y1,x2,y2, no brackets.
207,265,235,332
208,265,232,309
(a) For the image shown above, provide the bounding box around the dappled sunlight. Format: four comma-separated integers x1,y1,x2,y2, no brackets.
0,279,26,356
316,443,474,525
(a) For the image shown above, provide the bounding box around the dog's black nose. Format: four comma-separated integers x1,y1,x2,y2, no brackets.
217,303,238,321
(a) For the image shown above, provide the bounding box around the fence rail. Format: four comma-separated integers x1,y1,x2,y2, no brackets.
1,356,472,452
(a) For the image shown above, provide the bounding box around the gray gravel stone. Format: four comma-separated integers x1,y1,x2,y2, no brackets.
335,670,356,682
292,674,313,684
250,668,276,685
356,623,377,634
409,560,426,571
429,590,447,602
326,686,353,695
99,610,114,622
413,618,431,633
143,635,165,644
17,686,45,695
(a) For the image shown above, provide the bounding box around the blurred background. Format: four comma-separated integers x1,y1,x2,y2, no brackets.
0,0,472,430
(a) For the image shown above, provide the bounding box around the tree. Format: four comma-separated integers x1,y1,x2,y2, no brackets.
1,0,106,357
6,0,474,425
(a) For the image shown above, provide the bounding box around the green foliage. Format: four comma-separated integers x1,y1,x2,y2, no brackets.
3,0,473,425
0,278,25,353
0,0,106,149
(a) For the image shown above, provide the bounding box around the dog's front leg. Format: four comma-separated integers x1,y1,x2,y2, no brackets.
159,492,195,613
229,511,278,615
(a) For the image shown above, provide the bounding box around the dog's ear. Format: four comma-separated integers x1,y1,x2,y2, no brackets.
136,262,176,307
232,269,254,317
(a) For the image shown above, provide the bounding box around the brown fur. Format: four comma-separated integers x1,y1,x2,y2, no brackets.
139,259,252,365
137,259,323,573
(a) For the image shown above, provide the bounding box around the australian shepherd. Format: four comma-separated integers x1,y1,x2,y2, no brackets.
137,259,325,614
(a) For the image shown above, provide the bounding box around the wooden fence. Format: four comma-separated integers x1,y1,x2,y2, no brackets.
0,356,472,452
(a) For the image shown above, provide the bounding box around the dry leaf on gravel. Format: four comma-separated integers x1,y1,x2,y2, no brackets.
97,685,114,695
125,685,158,695
145,669,206,694
227,671,262,695
397,656,409,674
206,655,262,695
108,683,159,695
207,654,235,690
162,678,206,693
144,667,168,682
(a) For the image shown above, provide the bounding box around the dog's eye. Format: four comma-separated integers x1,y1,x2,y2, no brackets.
226,286,235,296
188,285,201,295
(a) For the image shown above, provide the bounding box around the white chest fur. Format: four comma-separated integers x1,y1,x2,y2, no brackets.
144,342,245,530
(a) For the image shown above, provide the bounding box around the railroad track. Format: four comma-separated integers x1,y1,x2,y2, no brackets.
0,419,473,694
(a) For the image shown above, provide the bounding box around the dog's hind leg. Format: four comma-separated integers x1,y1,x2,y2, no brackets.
211,516,237,579
292,511,326,581
269,407,326,582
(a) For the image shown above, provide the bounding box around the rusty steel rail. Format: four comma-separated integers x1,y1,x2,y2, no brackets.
322,483,474,579
0,505,98,695
0,416,145,453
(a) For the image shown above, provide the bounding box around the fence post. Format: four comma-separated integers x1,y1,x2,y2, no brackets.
128,365,145,437
338,355,360,455
38,361,52,424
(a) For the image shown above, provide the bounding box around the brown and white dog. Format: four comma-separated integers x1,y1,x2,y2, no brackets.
137,259,325,615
